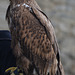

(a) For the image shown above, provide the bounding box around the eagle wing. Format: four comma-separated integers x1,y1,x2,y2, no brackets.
6,3,64,75
31,7,64,75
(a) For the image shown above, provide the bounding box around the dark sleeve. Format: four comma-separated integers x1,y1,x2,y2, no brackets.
0,30,16,75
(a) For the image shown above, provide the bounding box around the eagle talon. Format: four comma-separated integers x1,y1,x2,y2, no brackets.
5,67,24,75
5,67,17,73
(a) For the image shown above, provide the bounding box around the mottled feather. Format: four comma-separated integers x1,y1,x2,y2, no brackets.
6,0,64,75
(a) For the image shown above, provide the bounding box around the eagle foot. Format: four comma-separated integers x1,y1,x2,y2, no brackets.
5,67,25,75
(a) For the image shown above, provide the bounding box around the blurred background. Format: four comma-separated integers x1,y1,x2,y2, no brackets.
0,0,75,75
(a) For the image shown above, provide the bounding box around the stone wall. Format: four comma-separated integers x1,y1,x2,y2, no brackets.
0,0,75,75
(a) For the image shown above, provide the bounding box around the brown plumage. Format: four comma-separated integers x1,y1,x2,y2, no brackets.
6,0,64,75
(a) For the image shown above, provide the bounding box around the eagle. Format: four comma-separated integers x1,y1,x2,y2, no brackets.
6,0,64,75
